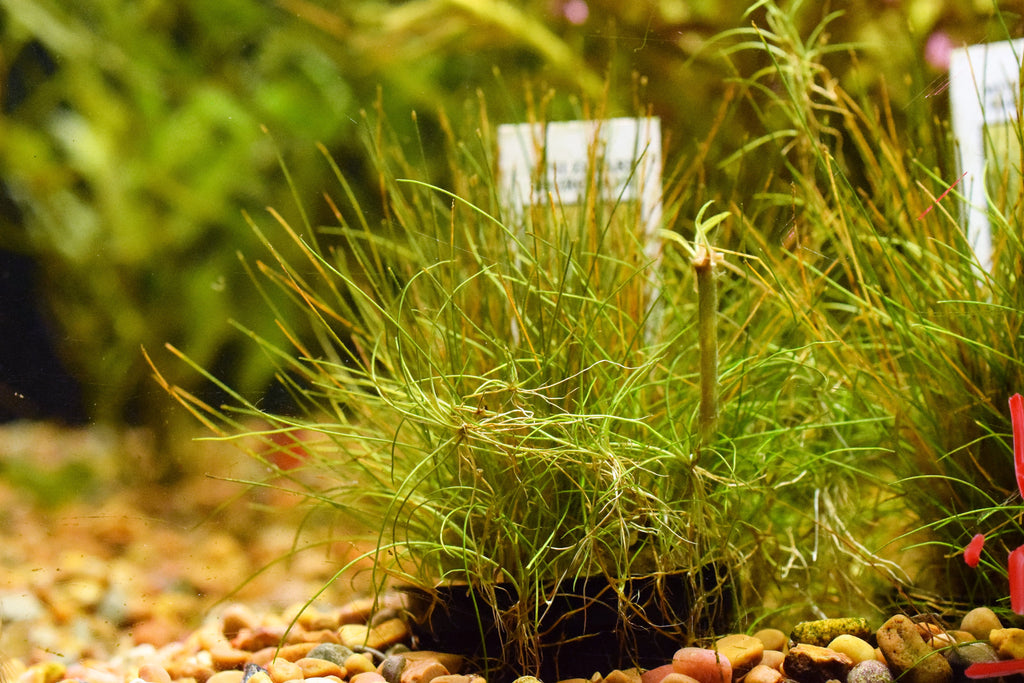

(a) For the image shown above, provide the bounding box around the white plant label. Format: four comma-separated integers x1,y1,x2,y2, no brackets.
950,38,1024,272
497,117,663,343
497,117,663,256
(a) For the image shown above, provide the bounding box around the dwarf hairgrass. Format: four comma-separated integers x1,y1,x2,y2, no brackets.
149,15,962,667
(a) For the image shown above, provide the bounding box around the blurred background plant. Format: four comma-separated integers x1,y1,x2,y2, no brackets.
1,0,1012,429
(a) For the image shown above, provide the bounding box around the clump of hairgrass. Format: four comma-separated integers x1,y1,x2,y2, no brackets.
714,0,1024,613
149,78,913,674
152,101,733,675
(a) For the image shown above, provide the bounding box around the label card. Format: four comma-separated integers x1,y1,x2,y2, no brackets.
950,38,1024,272
497,117,663,342
498,117,662,258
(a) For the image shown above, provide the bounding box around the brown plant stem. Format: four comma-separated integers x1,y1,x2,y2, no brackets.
694,244,719,451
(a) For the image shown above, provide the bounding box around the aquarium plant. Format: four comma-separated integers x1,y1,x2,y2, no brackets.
145,73,911,676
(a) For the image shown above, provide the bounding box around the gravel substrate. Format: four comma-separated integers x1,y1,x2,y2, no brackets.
1,423,1020,683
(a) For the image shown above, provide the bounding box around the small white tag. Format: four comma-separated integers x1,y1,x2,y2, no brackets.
950,38,1024,272
497,117,662,245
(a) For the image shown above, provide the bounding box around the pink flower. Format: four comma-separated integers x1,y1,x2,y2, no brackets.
561,0,589,25
925,31,953,71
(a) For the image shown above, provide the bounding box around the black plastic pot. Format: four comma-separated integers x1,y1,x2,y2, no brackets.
402,567,731,683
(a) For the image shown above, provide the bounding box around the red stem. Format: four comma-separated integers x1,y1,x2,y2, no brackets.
1012,393,1024,499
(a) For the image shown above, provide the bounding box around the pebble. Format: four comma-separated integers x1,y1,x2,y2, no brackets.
752,629,787,652
381,655,407,683
744,664,782,683
672,647,732,683
989,628,1024,659
267,657,304,683
960,608,1002,642
308,644,356,666
827,634,875,664
431,676,485,683
208,672,246,683
351,673,387,683
715,634,763,676
876,615,952,683
403,652,464,675
658,675,700,683
296,658,346,679
848,660,894,683
639,664,676,683
782,643,853,683
400,658,448,683
759,650,784,670
791,618,872,647
211,646,253,670
603,669,641,683
945,641,999,672
137,664,172,683
345,653,378,676
221,604,260,638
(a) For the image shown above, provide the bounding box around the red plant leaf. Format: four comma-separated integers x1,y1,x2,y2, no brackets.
966,660,1024,679
1012,393,1024,499
964,533,985,568
1010,544,1024,615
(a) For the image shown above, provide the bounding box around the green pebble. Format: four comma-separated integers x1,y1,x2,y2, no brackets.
307,643,355,666
791,618,872,646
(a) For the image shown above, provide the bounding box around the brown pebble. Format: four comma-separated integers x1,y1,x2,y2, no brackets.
430,676,485,683
990,628,1024,659
367,619,410,650
759,651,784,670
745,665,782,683
352,674,387,683
138,664,173,683
603,671,641,683
234,627,289,652
659,674,700,683
877,614,951,683
401,660,447,683
248,672,275,683
296,659,345,679
639,665,676,683
403,653,464,675
211,647,252,671
298,608,342,632
250,643,318,665
165,660,217,683
267,658,303,683
752,629,788,652
295,630,342,645
222,604,260,638
339,625,371,648
345,654,377,676
207,672,245,683
961,608,1001,642
338,598,378,625
782,643,853,683
715,634,764,677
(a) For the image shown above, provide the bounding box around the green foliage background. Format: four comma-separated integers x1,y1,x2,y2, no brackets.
0,0,1015,426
